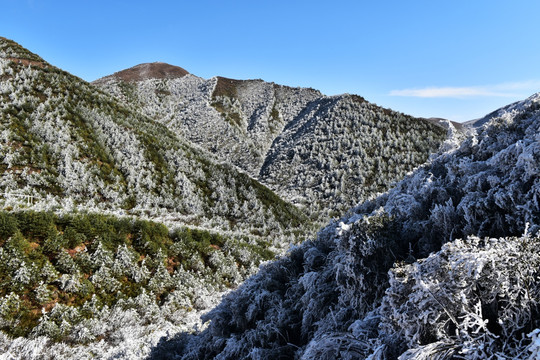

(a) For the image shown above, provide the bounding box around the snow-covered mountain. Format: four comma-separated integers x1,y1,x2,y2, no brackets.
258,94,451,219
0,37,307,244
167,93,540,359
0,36,315,358
94,69,323,178
1,35,503,359
95,65,449,222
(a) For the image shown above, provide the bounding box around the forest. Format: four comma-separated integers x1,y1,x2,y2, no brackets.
2,35,539,359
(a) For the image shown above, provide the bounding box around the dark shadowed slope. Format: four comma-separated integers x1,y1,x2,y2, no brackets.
161,93,540,359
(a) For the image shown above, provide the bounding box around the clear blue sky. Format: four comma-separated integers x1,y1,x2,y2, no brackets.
2,0,540,122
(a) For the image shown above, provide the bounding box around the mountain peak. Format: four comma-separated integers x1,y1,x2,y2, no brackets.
94,62,189,83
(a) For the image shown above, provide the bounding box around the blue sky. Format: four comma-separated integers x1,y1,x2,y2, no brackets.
2,0,540,122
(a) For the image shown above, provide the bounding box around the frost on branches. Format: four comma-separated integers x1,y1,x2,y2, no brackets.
0,41,309,245
174,94,540,359
377,234,540,359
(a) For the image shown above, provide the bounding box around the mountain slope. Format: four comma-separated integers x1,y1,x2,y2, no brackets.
168,93,540,359
94,64,449,222
0,210,279,359
0,36,316,359
0,37,308,244
259,94,447,218
94,70,323,178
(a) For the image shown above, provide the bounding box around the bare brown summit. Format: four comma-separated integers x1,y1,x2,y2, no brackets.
98,62,189,83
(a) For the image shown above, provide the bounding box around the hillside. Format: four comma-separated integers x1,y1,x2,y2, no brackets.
0,211,278,358
165,93,540,359
95,64,449,222
0,36,474,359
0,36,316,358
94,70,323,178
0,37,308,245
259,94,449,218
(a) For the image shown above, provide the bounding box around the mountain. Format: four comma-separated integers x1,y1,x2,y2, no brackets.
0,211,275,357
258,94,450,218
94,70,324,178
0,36,316,358
94,65,450,222
0,37,307,245
0,36,466,359
165,94,540,359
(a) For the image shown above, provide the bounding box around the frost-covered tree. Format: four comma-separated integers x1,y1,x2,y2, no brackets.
174,93,540,359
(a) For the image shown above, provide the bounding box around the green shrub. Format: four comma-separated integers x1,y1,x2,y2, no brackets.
16,211,55,239
43,224,67,255
0,212,18,240
133,220,170,254
5,231,31,255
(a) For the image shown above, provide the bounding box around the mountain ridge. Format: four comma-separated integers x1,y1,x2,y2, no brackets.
1,37,504,359
0,37,317,357
94,62,450,222
0,37,309,244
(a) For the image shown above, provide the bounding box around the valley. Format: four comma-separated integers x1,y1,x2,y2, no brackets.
1,36,539,359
